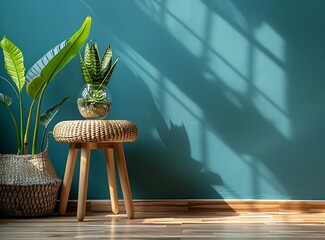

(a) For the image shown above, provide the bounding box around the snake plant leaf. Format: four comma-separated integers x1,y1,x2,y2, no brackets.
26,40,68,82
79,54,92,84
0,36,25,93
101,45,112,79
91,42,101,84
40,96,69,128
0,93,12,107
84,41,94,81
102,56,119,85
84,41,92,78
26,16,92,99
83,40,101,84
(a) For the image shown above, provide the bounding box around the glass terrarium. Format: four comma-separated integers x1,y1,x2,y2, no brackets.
77,84,112,119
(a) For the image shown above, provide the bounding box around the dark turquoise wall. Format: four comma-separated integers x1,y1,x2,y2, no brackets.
1,0,325,200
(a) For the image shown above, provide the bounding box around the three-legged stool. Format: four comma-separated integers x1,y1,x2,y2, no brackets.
53,120,138,221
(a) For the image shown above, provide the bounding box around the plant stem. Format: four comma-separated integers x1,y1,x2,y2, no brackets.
19,92,24,154
0,76,19,98
23,98,36,154
40,127,47,153
32,83,47,154
6,107,21,154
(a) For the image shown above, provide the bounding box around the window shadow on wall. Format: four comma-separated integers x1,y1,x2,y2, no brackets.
201,0,325,198
76,0,325,200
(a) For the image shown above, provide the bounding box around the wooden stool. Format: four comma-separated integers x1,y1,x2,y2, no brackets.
53,120,138,221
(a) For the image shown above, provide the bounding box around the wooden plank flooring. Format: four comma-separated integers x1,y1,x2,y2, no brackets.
1,211,325,239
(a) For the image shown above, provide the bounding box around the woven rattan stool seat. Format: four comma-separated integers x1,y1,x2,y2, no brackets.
53,120,138,143
53,119,137,221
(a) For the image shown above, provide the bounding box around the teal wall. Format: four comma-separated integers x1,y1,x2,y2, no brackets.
1,0,325,200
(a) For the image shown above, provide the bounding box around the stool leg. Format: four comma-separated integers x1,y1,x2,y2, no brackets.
114,143,134,219
104,148,119,214
77,143,91,221
59,144,78,215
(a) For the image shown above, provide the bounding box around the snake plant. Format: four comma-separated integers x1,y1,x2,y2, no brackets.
78,40,119,110
0,16,92,154
79,40,119,86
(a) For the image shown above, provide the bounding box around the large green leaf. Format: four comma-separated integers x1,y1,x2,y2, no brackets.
26,40,68,82
0,36,25,93
40,96,69,128
41,16,92,82
25,76,45,99
0,93,12,107
26,16,92,98
25,40,68,99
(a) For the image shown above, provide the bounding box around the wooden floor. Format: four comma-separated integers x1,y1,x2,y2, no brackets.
2,211,325,239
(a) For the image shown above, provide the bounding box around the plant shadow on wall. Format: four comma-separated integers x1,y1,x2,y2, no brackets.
123,73,226,199
84,0,325,199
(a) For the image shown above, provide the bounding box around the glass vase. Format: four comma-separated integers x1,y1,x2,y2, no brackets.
77,84,112,119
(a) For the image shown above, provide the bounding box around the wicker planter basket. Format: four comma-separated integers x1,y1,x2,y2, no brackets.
0,150,62,217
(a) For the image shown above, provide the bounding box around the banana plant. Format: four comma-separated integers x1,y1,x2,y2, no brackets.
0,16,92,154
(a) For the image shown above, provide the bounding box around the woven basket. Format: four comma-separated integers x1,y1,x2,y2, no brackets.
0,150,62,217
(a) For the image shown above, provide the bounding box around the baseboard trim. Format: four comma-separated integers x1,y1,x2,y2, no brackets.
64,199,325,213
